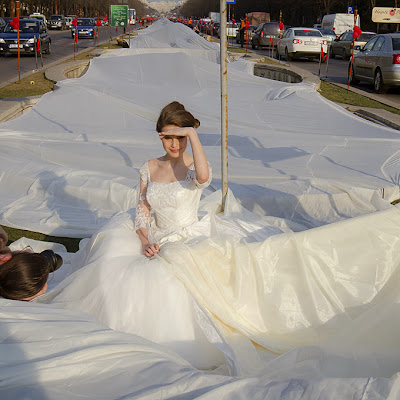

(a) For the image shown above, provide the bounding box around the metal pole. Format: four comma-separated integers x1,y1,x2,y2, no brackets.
34,36,38,70
325,45,330,78
220,0,228,211
16,0,20,83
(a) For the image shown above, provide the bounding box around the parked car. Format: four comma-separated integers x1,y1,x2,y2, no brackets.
65,16,73,29
29,13,47,26
0,19,51,56
350,33,400,93
47,14,66,30
278,27,327,61
0,17,6,32
251,22,281,49
331,31,376,60
235,24,257,44
317,28,336,49
217,22,238,38
71,18,96,39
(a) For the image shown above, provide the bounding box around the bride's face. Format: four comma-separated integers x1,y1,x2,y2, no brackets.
161,125,188,157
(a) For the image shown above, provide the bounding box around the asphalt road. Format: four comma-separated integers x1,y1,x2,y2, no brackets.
0,25,127,87
237,42,400,108
284,54,400,106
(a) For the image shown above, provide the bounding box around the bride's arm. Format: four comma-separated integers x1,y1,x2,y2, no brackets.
134,166,160,258
187,128,209,184
160,127,209,184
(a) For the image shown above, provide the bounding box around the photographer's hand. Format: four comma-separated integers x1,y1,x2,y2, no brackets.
0,253,11,265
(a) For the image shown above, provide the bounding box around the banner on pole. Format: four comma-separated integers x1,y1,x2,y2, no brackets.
372,7,400,23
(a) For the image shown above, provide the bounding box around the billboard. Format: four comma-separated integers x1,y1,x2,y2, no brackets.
372,7,400,23
110,4,128,27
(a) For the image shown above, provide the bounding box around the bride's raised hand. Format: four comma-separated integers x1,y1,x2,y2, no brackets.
159,127,195,140
143,243,160,258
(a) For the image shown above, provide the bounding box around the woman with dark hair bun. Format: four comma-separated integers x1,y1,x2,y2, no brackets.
41,101,227,369
137,101,209,257
38,100,400,375
0,252,50,301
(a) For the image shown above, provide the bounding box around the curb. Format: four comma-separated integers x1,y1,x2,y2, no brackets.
0,96,41,122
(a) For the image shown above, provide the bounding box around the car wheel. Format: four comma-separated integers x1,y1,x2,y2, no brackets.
256,39,262,50
285,47,292,61
342,48,349,61
45,41,51,54
349,65,359,84
374,69,386,94
251,40,255,49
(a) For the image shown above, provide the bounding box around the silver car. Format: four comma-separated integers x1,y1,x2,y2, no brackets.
317,28,336,49
235,24,257,44
331,31,376,60
350,33,400,93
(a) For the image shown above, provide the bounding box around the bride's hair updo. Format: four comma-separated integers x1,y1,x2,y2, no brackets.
0,251,50,300
156,101,200,132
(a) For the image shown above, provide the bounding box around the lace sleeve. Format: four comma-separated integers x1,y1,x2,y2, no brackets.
134,162,152,230
186,162,212,189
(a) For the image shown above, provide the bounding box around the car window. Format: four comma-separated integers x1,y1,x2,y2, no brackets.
363,37,378,51
294,29,321,37
372,36,385,51
358,33,375,41
342,32,351,41
77,19,92,26
392,37,400,50
262,23,279,35
320,29,335,35
283,29,291,38
4,20,39,33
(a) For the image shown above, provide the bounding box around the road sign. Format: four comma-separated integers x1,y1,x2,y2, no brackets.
347,6,353,14
110,4,128,27
227,0,236,4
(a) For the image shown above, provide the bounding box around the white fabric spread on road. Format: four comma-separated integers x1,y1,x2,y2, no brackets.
0,18,399,237
1,298,399,399
1,19,400,400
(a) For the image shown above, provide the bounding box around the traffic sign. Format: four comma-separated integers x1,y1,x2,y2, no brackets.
227,0,236,4
110,4,128,27
347,6,353,14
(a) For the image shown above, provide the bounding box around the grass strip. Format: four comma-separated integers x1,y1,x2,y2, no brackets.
0,42,122,99
318,81,400,115
2,225,82,253
0,70,54,99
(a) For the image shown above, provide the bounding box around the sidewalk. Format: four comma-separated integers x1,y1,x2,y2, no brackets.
1,47,400,130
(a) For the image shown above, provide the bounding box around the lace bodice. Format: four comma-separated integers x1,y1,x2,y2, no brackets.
134,161,212,244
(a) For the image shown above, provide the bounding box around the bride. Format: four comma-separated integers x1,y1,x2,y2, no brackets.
39,101,400,375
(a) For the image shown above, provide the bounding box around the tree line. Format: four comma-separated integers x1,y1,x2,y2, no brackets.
1,0,156,19
177,0,400,32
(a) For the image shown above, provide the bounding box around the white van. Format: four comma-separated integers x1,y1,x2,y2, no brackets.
321,13,360,37
29,13,47,26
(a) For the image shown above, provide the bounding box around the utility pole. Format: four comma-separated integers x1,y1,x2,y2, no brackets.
10,0,14,17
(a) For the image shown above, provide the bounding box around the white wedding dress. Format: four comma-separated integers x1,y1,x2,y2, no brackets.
39,161,400,376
